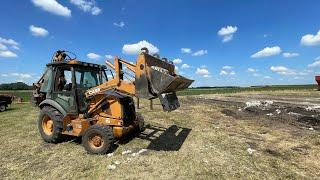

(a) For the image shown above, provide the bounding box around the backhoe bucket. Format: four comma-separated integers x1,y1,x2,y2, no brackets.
135,53,194,111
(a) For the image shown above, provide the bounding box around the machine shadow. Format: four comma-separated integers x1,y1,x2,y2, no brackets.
4,108,16,112
119,125,192,151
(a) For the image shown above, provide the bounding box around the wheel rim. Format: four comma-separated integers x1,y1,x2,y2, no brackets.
42,115,53,135
0,105,5,112
88,133,104,149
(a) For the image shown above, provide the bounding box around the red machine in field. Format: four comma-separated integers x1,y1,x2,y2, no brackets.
315,76,320,90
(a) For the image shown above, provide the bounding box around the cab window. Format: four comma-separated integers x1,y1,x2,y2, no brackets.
75,69,103,89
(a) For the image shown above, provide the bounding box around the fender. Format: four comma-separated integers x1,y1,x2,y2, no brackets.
39,99,67,116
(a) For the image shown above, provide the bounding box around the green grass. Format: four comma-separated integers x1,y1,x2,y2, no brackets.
0,90,32,102
177,85,318,96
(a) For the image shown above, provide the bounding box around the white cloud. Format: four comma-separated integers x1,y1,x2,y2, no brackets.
70,0,102,15
32,0,71,17
196,67,210,77
293,76,303,80
222,65,233,70
192,49,207,56
253,73,261,77
113,21,125,28
181,48,192,54
0,37,20,57
251,46,281,58
264,76,272,79
0,37,19,46
298,71,309,76
105,54,113,60
301,30,320,46
0,51,18,58
20,74,32,78
0,43,7,51
29,25,49,37
12,45,20,50
217,26,238,42
219,70,228,75
270,66,296,75
219,66,235,76
283,52,299,58
122,40,159,55
247,68,258,72
91,6,101,15
181,64,190,69
87,53,101,60
308,56,320,68
220,70,235,76
8,73,32,78
173,58,182,64
308,61,320,68
218,26,238,36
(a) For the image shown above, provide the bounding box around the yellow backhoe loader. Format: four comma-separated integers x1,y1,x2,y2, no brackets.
33,49,193,154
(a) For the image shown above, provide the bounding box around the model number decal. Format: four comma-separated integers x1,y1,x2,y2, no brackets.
151,66,169,74
87,88,101,95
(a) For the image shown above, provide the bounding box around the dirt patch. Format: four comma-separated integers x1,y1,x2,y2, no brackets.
291,145,310,155
221,109,238,117
297,116,320,126
187,96,320,130
265,148,282,157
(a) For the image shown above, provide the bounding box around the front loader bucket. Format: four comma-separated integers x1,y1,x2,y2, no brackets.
135,54,193,99
135,53,194,111
149,68,194,94
149,69,193,111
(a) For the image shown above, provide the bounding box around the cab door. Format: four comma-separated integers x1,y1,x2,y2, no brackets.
51,66,77,114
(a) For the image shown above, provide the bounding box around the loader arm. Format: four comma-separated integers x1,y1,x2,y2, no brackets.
85,52,194,111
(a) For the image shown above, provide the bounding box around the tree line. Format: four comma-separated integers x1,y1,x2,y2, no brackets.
0,82,32,90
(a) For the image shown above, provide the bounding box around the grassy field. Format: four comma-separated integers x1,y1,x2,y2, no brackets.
0,84,317,102
0,90,319,179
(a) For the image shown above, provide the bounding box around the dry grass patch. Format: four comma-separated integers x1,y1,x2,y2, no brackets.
0,92,319,179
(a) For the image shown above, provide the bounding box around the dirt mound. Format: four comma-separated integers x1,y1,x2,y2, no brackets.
219,99,320,129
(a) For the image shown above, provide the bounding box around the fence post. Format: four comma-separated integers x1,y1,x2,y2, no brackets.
150,99,153,110
136,98,140,109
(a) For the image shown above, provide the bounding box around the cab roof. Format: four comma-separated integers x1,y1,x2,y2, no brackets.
46,60,107,69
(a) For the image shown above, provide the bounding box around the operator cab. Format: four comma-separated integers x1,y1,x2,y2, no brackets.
34,60,112,115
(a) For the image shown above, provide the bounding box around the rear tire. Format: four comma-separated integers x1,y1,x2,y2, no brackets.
82,124,114,154
38,106,65,143
0,105,6,112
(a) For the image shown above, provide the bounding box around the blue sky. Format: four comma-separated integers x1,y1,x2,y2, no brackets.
0,0,320,87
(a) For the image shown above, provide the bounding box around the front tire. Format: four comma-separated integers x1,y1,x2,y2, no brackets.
82,124,114,154
38,106,65,143
0,105,6,112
